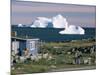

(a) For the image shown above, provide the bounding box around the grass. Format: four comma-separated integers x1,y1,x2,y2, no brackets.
11,64,50,75
45,40,95,48
11,53,96,75
11,62,96,75
11,39,96,75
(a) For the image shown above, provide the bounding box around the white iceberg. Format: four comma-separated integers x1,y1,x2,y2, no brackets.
31,14,67,28
52,14,85,34
59,24,85,35
30,14,85,34
17,24,31,27
30,17,52,28
18,24,23,27
52,14,67,28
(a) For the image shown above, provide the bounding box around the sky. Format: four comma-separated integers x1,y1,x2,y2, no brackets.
11,0,96,27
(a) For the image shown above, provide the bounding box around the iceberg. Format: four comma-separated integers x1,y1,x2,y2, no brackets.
30,17,52,28
17,24,31,27
31,14,67,28
52,14,85,34
59,24,85,34
18,24,23,27
29,14,85,34
52,14,67,28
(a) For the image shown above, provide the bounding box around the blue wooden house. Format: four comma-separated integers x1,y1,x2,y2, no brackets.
11,37,40,56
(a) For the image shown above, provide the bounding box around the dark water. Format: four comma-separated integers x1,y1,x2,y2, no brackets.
11,26,96,42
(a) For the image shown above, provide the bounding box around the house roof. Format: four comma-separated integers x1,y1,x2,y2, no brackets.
11,36,39,41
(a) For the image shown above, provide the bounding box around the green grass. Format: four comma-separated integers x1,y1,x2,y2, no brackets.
11,39,96,75
11,53,96,75
11,64,50,75
45,40,95,48
11,62,96,75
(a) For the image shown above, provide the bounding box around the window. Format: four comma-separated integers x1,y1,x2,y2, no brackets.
30,41,35,49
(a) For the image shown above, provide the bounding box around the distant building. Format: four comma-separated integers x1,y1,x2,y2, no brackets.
11,37,40,56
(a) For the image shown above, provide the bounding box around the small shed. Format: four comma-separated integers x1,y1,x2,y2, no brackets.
11,37,40,56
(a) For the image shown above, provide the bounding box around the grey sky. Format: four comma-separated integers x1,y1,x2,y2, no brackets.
11,0,96,27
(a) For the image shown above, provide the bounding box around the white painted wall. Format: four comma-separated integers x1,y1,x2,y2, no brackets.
12,41,19,54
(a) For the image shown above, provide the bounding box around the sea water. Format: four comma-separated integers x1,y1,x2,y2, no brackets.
11,26,96,42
